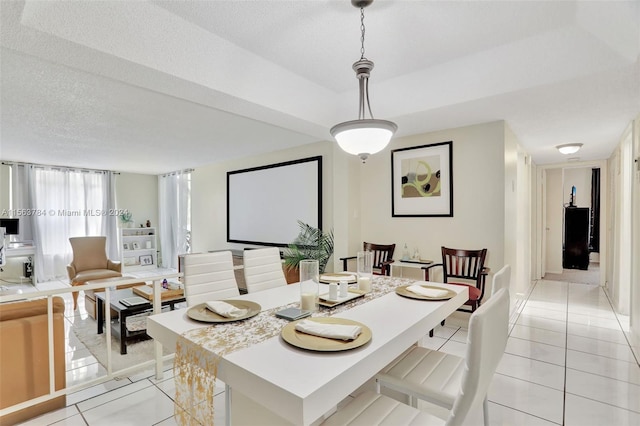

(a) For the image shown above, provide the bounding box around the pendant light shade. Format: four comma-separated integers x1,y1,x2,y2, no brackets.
331,119,397,161
332,0,397,163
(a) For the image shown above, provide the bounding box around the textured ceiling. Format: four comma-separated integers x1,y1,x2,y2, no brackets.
1,0,638,174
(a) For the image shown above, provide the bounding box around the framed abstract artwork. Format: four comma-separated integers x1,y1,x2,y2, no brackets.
391,141,453,217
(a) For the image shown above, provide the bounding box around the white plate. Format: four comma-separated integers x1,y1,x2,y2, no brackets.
281,317,372,352
319,273,357,284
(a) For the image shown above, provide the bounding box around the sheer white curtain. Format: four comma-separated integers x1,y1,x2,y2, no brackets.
158,170,191,269
12,164,118,282
10,164,34,242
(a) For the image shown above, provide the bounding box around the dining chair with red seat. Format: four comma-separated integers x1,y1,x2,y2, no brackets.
340,242,396,276
423,246,488,337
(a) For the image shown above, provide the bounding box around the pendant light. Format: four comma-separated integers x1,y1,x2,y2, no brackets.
330,0,397,163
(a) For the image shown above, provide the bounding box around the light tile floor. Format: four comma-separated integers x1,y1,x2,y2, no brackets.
17,277,640,426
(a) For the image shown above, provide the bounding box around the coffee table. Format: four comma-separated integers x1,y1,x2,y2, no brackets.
95,288,185,354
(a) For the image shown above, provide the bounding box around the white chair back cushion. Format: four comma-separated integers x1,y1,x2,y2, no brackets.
183,252,239,306
491,264,511,297
243,247,287,293
321,391,444,426
447,288,509,426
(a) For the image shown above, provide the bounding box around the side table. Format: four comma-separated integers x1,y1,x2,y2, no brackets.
96,288,185,354
390,259,434,280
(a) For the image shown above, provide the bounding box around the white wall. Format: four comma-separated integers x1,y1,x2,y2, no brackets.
358,121,506,289
563,167,592,207
190,120,518,287
505,124,531,311
0,165,9,213
608,129,633,315
504,126,518,292
334,144,362,271
190,140,347,271
516,153,532,306
606,151,616,293
115,173,159,230
534,167,544,280
631,114,640,344
545,168,564,274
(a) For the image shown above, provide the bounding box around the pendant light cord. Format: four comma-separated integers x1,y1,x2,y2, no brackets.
358,6,374,119
360,7,366,60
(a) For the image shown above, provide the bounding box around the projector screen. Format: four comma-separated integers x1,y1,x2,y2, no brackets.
227,156,322,246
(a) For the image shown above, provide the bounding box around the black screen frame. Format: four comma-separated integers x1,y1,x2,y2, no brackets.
226,156,323,247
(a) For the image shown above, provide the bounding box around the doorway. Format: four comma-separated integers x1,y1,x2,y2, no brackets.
537,161,607,287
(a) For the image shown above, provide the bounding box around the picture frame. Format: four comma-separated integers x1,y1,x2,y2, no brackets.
123,242,130,251
139,254,153,266
132,242,140,250
123,257,137,266
391,141,453,217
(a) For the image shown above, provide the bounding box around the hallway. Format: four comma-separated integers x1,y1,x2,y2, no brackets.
426,277,640,425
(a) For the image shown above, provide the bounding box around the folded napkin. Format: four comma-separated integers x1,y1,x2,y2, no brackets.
321,274,356,282
406,285,449,298
295,319,362,341
205,301,247,318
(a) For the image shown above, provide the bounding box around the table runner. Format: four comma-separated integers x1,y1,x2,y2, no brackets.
173,275,413,425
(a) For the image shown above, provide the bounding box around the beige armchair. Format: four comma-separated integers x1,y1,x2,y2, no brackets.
67,236,122,311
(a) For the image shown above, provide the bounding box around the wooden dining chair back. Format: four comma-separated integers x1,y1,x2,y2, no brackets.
423,246,488,336
432,247,488,312
243,247,287,293
182,252,240,306
364,242,395,275
340,242,395,276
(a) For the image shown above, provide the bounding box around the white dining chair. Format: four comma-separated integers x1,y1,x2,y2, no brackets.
321,391,440,425
366,288,509,426
491,264,511,296
182,252,240,306
243,247,287,293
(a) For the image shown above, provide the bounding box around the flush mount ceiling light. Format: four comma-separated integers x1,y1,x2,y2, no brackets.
330,0,397,163
556,143,583,155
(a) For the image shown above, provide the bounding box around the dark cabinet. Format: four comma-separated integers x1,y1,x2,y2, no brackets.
563,207,590,270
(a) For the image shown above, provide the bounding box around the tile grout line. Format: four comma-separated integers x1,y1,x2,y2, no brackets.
504,279,570,423
489,400,562,426
562,282,640,419
563,389,640,416
564,365,640,387
564,346,638,365
493,371,565,393
600,285,640,368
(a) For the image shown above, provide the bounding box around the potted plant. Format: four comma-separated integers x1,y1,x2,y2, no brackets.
119,211,133,228
283,221,334,281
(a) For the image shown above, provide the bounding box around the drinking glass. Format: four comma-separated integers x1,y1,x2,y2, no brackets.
299,259,319,312
357,251,373,293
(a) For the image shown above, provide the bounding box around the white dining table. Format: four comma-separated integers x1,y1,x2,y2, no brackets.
147,277,467,426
